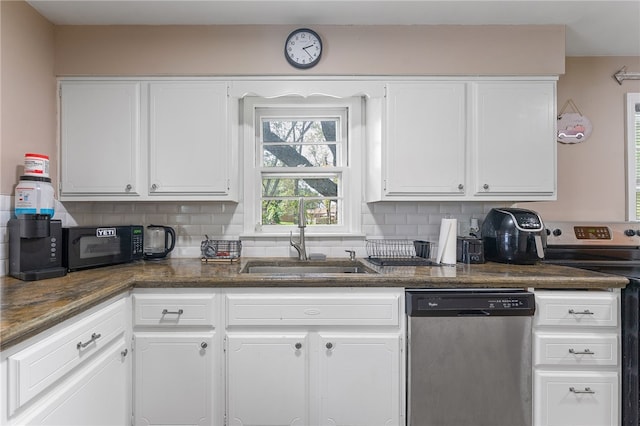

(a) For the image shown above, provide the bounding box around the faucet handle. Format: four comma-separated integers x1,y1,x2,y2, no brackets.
345,250,356,261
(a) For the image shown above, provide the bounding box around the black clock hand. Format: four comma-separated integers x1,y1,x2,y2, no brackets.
302,45,314,58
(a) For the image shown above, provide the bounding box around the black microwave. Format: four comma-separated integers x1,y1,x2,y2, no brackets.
63,225,144,271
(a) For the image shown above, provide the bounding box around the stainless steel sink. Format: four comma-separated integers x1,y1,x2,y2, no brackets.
241,260,377,274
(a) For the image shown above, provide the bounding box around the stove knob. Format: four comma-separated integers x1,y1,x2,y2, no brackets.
552,229,562,237
545,229,551,236
624,229,636,237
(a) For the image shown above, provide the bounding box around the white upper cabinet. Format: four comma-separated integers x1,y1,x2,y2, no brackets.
59,79,236,201
368,77,557,201
148,82,229,196
472,81,556,197
383,82,467,197
60,82,141,196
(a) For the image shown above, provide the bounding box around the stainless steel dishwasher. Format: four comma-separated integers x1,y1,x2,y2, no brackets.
406,289,535,426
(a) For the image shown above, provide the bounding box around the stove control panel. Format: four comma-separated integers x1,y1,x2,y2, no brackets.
545,221,640,246
574,226,611,240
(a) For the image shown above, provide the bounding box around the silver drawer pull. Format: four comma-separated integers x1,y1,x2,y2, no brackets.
568,309,594,315
569,386,595,394
569,348,595,355
162,309,184,315
77,332,101,349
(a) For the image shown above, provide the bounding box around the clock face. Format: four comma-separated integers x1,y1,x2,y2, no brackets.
285,29,322,69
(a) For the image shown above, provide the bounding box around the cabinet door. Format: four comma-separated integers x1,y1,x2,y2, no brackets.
60,81,141,196
226,333,308,426
384,82,467,197
149,82,229,195
318,333,402,426
473,81,556,196
134,333,214,426
17,341,129,426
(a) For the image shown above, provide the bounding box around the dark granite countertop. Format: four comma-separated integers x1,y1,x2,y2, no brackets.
0,257,629,350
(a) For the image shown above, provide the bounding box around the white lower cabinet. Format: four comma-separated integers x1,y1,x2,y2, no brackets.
225,289,405,426
534,370,619,426
133,333,215,426
18,340,130,426
317,333,401,426
533,290,621,426
131,291,221,426
3,288,406,426
0,295,130,426
226,333,309,426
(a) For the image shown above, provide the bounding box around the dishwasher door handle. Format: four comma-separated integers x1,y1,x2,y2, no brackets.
457,310,491,316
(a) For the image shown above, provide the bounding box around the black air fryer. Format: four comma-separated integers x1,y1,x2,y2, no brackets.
481,208,546,264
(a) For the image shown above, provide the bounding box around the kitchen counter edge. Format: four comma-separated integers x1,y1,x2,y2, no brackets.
0,258,629,350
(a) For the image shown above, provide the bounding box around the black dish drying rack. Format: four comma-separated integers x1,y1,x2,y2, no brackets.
365,239,434,266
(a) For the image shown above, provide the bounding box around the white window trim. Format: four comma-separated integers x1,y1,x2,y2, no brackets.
242,95,364,237
626,92,640,221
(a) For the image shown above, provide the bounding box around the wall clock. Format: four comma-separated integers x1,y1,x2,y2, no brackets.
284,28,322,69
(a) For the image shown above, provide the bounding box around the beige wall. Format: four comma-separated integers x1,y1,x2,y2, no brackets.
0,0,55,195
54,25,565,76
525,56,640,221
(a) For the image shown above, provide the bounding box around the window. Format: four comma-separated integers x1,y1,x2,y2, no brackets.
243,96,363,235
627,93,640,220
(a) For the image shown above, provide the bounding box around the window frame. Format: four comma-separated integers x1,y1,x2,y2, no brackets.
626,92,640,221
242,96,363,236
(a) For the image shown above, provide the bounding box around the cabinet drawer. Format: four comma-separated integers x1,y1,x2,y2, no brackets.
534,370,618,426
534,292,618,327
534,332,618,367
8,298,126,413
133,293,216,327
226,293,401,326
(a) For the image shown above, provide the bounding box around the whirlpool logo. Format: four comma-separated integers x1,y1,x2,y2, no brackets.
96,228,117,238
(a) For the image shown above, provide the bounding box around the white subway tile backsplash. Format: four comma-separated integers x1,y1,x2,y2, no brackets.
133,203,160,214
371,203,397,214
1,195,509,276
406,214,429,225
395,204,419,214
417,203,443,214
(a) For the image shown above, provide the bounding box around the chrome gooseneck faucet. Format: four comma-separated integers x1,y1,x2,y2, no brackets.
290,197,307,261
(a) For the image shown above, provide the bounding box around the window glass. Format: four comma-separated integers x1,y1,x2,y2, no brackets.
627,93,640,220
255,106,347,228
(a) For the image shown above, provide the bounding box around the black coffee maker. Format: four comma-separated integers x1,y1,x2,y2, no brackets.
9,214,67,280
481,207,546,264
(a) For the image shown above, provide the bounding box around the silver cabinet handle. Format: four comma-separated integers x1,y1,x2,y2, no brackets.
150,183,158,192
125,184,132,192
483,183,489,190
121,349,128,357
201,342,208,349
326,342,334,350
77,332,101,349
162,309,184,315
294,342,302,350
568,309,594,315
569,348,595,355
569,387,595,394
458,183,464,190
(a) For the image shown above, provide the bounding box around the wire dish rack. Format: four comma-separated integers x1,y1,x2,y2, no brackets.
201,239,242,262
365,239,433,266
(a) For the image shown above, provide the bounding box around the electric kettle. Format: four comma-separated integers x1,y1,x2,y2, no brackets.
144,225,176,260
